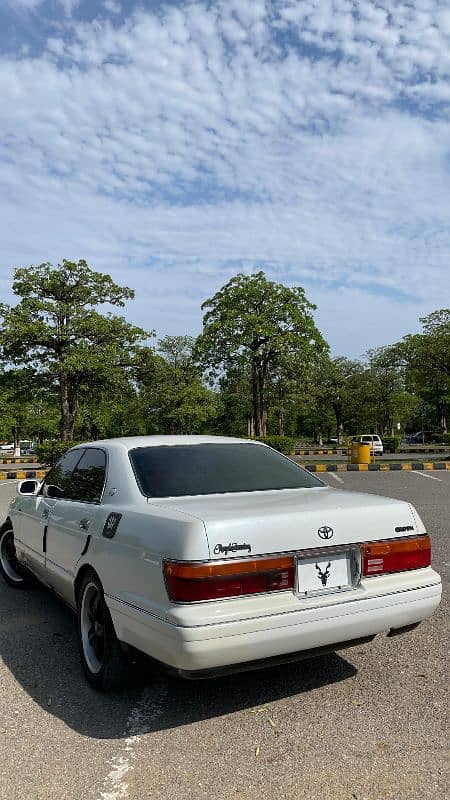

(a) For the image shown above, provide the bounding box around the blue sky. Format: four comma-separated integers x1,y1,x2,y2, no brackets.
1,0,449,357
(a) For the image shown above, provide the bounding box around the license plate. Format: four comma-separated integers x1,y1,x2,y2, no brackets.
296,552,352,597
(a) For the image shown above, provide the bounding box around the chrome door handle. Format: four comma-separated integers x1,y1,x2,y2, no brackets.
79,518,90,530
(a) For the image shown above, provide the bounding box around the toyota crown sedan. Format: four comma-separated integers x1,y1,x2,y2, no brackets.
0,436,442,691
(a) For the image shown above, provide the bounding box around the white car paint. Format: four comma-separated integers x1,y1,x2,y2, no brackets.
7,435,442,676
356,434,384,455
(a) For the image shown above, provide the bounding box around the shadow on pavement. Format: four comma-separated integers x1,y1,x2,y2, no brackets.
0,578,358,740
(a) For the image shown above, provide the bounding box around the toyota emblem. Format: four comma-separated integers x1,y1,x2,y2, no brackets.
318,525,334,540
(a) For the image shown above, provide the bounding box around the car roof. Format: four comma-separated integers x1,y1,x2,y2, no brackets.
77,435,264,452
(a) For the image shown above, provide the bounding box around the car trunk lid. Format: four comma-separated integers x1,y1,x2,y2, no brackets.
152,487,422,558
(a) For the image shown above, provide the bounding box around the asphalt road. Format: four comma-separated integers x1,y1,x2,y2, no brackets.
294,452,450,462
0,473,448,800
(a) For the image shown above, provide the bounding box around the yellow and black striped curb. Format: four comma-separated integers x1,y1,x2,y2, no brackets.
399,446,449,453
293,448,347,456
0,470,47,480
0,457,38,464
294,447,449,456
306,462,450,472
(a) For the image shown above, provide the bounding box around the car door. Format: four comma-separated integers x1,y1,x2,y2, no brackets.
14,449,84,581
44,447,107,602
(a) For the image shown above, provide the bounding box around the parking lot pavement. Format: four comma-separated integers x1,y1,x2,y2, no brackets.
0,475,448,800
295,451,450,462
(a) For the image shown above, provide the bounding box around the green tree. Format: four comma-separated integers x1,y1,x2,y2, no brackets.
137,337,218,434
0,368,39,453
215,363,253,436
396,310,450,433
0,260,148,441
340,349,419,436
314,357,363,443
196,272,327,437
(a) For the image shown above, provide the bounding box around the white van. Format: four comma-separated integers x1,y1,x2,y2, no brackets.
357,435,383,455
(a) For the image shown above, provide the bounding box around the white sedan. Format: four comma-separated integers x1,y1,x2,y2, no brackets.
0,436,441,691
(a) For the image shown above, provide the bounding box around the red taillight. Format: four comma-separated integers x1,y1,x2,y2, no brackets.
362,535,431,577
164,556,294,602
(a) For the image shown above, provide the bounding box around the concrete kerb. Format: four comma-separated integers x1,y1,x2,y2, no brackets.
293,446,449,456
305,462,450,473
0,457,38,464
0,470,47,480
293,449,347,456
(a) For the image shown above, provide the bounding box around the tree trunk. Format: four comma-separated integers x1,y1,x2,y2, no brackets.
261,402,268,437
59,372,78,441
251,363,267,436
437,400,447,434
251,366,260,435
12,425,20,458
258,364,268,437
278,407,284,436
247,415,255,437
332,402,343,444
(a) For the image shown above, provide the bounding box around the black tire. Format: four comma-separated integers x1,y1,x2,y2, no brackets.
0,523,31,588
77,570,128,691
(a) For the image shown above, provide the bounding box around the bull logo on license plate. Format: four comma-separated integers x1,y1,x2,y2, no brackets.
315,561,331,586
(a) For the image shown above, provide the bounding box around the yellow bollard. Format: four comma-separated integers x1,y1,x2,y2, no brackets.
350,442,371,464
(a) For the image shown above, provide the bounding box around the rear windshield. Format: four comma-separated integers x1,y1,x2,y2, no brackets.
129,443,323,497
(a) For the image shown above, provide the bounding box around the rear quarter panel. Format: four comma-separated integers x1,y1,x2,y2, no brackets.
77,503,209,620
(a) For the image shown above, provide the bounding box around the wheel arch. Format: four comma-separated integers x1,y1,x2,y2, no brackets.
74,562,127,680
0,517,13,533
74,563,100,604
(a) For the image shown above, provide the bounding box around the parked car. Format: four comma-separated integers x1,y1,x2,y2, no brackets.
0,436,441,690
19,441,35,456
354,434,383,455
0,443,14,452
404,432,434,445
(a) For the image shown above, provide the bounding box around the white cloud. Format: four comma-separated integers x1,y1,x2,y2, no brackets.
5,0,80,13
0,1,449,356
103,0,121,14
4,0,43,8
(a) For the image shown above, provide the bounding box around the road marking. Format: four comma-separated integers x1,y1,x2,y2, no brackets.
412,471,442,482
0,480,19,488
329,473,344,484
98,680,167,800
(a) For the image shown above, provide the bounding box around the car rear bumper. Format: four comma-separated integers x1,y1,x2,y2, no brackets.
107,578,442,674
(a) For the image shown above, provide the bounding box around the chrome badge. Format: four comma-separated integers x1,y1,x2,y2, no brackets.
318,526,334,540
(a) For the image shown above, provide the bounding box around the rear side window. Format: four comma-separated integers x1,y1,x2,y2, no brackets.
130,443,323,498
69,448,107,502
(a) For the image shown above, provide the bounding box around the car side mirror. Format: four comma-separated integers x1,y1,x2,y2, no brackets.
17,479,40,496
45,484,65,499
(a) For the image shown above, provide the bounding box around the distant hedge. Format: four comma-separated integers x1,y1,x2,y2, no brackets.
35,441,80,466
251,436,295,454
382,436,402,453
